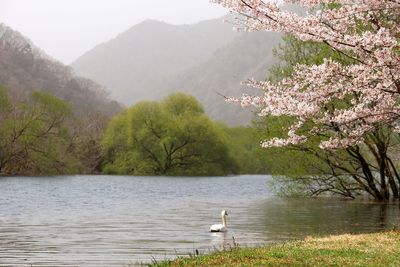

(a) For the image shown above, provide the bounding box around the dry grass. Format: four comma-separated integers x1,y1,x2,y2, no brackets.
302,232,399,253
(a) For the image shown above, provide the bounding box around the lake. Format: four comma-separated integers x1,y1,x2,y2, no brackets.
0,175,399,266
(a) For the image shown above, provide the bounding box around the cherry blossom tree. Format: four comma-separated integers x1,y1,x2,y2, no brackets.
211,0,400,199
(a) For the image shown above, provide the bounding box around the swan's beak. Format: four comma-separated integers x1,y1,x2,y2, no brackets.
226,212,228,216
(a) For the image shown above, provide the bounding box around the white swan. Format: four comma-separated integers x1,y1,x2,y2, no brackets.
210,210,228,232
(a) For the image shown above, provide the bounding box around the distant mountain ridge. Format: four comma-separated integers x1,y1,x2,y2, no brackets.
0,23,121,116
71,17,240,103
167,31,281,125
71,16,282,125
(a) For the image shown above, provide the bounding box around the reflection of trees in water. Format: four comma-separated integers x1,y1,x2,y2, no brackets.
379,204,387,228
252,199,400,240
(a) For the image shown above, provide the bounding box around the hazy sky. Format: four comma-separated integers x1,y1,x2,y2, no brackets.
0,0,228,64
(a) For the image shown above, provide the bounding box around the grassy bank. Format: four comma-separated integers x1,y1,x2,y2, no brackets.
153,231,400,267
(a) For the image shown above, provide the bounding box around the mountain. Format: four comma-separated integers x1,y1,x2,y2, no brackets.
71,17,239,104
71,16,282,125
0,23,121,116
165,31,281,125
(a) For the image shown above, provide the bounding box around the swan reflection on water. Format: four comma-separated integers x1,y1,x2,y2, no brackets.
210,231,231,250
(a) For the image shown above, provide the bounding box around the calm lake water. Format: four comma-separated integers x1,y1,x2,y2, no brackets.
0,175,399,266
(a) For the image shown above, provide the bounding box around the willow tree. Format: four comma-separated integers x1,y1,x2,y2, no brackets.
0,88,79,175
102,93,239,176
211,0,400,200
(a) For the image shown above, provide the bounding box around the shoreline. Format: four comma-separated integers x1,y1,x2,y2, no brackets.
152,231,400,266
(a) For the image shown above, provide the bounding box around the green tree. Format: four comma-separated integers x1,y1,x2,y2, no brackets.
222,126,271,174
0,88,80,175
102,93,239,176
67,112,111,174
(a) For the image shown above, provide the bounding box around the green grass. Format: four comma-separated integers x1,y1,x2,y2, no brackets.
152,231,400,267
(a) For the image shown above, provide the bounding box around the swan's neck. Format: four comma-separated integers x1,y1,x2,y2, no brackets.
221,215,227,227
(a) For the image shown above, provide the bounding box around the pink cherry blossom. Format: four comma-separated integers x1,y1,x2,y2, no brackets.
212,0,400,149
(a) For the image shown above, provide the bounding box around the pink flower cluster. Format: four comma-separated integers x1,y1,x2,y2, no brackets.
213,0,400,149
